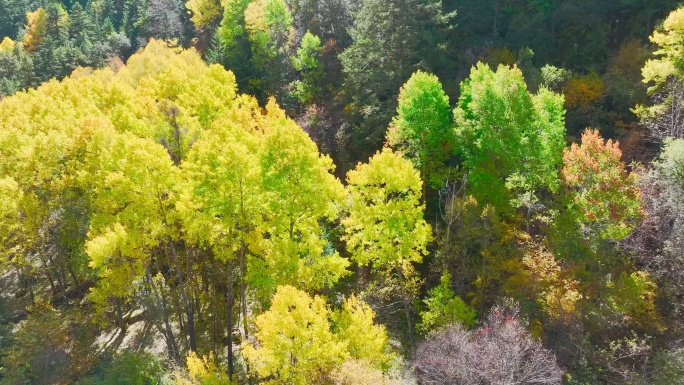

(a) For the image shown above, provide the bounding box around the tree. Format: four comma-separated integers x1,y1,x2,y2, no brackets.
343,148,431,267
0,38,245,371
550,130,657,351
454,63,566,215
387,70,454,189
339,0,454,162
32,3,79,83
186,0,223,29
0,0,31,39
414,301,564,385
242,286,391,385
641,6,684,96
136,0,186,46
216,0,253,88
636,6,684,139
418,271,477,333
250,100,348,300
626,139,684,325
169,351,236,384
522,240,582,323
332,295,390,369
69,3,96,45
179,102,263,376
0,39,34,96
85,127,182,360
289,0,352,47
562,72,605,110
560,129,642,243
243,0,293,100
342,148,432,348
291,31,325,105
22,8,48,53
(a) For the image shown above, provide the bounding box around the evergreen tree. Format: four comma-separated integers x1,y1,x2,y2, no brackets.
340,0,454,162
217,0,253,90
0,0,32,39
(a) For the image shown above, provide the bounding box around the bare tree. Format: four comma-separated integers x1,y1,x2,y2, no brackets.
624,162,684,325
414,301,563,385
642,79,684,141
138,0,185,47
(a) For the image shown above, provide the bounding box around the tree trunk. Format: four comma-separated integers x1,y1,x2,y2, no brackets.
168,240,196,351
226,259,235,381
526,190,533,234
17,266,35,304
403,296,416,351
116,298,126,331
44,264,56,295
238,179,254,385
67,264,80,288
146,263,180,363
240,240,253,385
162,252,186,333
212,258,219,355
444,221,451,272
398,265,416,351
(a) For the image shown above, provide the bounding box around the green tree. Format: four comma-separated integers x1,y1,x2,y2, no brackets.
243,0,293,100
454,63,566,215
387,70,454,189
216,0,252,88
289,0,352,46
32,3,80,84
0,39,34,96
340,0,454,162
291,30,324,105
0,0,31,39
418,271,477,333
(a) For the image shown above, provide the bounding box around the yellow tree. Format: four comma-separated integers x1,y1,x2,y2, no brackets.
178,98,263,377
242,285,391,384
186,0,223,29
22,8,47,52
342,148,432,348
242,285,347,385
332,295,391,369
85,126,182,360
0,39,246,363
637,7,684,139
250,100,348,302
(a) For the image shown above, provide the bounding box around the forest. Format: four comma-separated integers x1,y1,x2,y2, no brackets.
1,0,684,384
